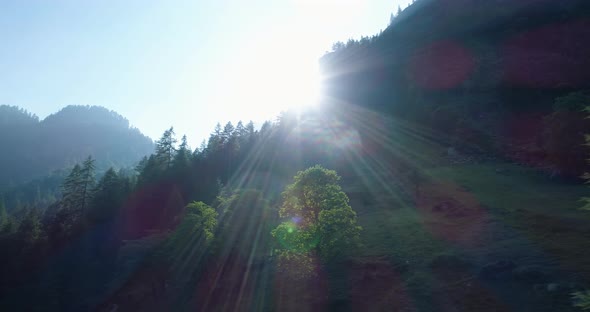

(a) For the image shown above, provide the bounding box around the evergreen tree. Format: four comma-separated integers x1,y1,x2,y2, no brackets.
222,122,235,143
207,123,223,152
1,215,16,235
155,127,177,169
0,197,6,229
173,135,191,170
79,156,96,214
0,196,17,235
235,121,246,137
61,164,82,211
137,154,160,185
135,155,149,174
18,208,42,245
246,121,256,138
89,168,123,222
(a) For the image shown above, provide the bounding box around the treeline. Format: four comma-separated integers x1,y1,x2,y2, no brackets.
0,109,367,310
0,105,153,188
320,0,590,178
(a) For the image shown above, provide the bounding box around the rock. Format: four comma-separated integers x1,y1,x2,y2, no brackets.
479,260,516,280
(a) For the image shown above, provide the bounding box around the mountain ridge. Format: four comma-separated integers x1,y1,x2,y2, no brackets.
0,104,154,188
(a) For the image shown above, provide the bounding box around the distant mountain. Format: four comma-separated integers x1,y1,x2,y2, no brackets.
0,105,153,187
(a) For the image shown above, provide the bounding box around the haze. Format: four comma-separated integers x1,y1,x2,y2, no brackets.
0,0,410,146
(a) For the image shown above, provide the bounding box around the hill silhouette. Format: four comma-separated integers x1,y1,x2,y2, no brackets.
0,105,153,188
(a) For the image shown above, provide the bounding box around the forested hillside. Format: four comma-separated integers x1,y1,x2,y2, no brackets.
1,1,590,311
0,105,153,188
322,0,590,178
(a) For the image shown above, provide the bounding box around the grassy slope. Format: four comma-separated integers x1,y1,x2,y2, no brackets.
93,161,590,312
344,160,590,311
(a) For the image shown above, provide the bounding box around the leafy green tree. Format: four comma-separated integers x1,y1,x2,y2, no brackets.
184,201,218,243
164,201,218,265
215,189,273,258
272,165,362,261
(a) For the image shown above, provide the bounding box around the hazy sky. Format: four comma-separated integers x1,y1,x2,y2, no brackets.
0,0,410,146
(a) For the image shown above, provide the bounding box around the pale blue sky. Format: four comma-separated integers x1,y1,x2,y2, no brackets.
0,0,410,146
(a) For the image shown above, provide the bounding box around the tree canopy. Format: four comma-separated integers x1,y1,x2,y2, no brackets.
273,165,361,262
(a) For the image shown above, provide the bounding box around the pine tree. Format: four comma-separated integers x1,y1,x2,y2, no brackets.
0,197,7,229
196,139,207,155
135,155,149,173
246,121,256,138
0,195,16,235
175,135,191,164
235,121,246,137
61,164,83,211
156,127,177,169
18,208,42,245
207,123,223,152
89,168,123,222
222,122,235,143
173,135,192,177
79,156,96,214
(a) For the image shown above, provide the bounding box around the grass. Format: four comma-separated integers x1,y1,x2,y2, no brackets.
341,161,590,311
95,160,590,311
428,162,590,281
427,163,587,217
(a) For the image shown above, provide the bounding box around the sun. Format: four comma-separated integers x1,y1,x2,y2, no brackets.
216,46,323,121
285,65,323,110
245,52,322,116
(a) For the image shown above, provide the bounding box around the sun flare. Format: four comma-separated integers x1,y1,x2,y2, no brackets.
216,40,324,122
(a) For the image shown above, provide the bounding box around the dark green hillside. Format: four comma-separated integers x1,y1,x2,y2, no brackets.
0,105,153,189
